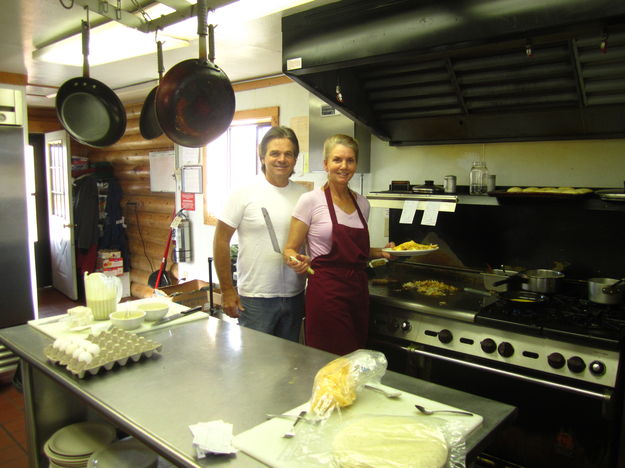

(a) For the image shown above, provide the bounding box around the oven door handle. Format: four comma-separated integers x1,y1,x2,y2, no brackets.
402,346,613,401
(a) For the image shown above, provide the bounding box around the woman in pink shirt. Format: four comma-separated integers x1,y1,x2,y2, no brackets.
284,134,393,355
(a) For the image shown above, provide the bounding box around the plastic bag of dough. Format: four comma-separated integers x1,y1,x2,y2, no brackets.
310,349,387,419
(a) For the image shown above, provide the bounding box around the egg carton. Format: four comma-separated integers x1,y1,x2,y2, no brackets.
44,328,162,379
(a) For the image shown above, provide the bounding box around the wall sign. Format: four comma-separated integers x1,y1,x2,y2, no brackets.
181,192,195,211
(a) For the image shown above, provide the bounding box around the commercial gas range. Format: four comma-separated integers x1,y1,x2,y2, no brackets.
367,262,625,467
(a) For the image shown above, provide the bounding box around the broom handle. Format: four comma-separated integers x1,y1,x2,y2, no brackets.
154,228,173,289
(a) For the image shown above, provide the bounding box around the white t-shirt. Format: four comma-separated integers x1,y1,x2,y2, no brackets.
218,176,308,297
292,187,370,260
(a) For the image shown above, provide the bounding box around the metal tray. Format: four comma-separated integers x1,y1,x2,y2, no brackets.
596,189,625,202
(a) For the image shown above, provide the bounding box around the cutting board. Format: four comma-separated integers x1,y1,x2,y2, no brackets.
28,299,208,340
233,383,483,468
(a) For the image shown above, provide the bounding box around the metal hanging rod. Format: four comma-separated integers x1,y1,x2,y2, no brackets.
72,0,235,33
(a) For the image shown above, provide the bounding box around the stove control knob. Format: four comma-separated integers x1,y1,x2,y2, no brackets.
589,360,606,376
400,321,412,332
497,342,514,358
480,338,497,354
438,329,453,344
567,356,586,373
547,353,566,369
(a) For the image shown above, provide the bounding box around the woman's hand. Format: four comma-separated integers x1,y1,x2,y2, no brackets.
285,253,313,275
371,242,397,260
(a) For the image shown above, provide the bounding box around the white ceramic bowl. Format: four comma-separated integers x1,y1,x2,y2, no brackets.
136,302,169,322
109,310,146,330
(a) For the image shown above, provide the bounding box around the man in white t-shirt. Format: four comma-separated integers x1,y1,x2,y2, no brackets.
213,126,308,341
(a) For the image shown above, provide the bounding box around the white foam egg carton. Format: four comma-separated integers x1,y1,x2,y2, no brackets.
44,328,162,378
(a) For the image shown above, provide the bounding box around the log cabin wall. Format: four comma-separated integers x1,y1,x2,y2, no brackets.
28,103,176,299
86,102,175,299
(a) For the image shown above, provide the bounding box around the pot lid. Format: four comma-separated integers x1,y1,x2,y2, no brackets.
411,180,443,194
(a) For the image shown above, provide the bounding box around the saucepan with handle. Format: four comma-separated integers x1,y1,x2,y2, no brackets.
588,278,625,304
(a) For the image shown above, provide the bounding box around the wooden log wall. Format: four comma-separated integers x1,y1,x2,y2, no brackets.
84,102,175,298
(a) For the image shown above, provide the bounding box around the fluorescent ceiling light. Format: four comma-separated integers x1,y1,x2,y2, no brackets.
33,3,186,66
34,0,316,66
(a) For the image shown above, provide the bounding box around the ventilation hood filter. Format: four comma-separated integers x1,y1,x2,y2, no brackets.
283,0,625,145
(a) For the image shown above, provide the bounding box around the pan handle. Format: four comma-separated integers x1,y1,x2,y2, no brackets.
157,40,164,80
81,20,90,79
197,0,208,64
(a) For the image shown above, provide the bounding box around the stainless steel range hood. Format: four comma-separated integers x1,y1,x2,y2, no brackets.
282,0,625,145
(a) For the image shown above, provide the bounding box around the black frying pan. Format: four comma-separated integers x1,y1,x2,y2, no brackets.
155,0,235,148
56,21,126,148
465,287,549,306
140,40,165,140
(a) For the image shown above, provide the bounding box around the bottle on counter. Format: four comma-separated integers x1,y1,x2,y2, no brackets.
469,160,489,195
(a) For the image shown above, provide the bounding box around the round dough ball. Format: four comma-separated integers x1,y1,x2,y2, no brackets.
507,187,523,192
523,187,540,192
332,416,449,468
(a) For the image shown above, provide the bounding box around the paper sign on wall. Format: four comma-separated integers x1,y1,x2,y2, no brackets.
149,150,176,192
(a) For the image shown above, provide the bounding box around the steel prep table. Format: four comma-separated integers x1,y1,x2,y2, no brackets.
0,316,516,467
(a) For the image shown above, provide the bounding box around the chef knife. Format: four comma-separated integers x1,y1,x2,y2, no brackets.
151,305,203,327
261,207,314,274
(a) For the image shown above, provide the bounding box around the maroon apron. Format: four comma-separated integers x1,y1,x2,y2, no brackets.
305,186,370,355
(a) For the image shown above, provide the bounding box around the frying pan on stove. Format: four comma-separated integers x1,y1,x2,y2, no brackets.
155,0,235,148
56,21,126,148
465,287,548,306
139,40,165,140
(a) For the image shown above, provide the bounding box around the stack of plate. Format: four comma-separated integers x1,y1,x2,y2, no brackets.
87,437,158,468
44,422,117,468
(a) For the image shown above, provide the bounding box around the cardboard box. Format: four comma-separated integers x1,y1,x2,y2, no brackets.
96,249,123,274
158,279,212,308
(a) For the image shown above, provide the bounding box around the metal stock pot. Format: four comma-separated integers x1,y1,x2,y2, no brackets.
523,269,564,294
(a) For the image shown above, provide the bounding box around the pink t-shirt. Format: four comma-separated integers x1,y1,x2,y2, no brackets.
292,188,370,259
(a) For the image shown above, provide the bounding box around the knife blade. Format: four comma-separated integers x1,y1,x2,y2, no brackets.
261,207,281,254
261,207,314,275
151,305,203,327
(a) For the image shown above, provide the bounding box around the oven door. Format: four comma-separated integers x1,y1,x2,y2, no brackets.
368,334,621,468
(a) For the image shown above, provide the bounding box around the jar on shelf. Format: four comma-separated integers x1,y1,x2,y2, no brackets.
469,160,489,195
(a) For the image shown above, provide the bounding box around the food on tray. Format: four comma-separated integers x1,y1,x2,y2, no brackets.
332,416,449,468
392,240,438,251
506,186,593,194
311,357,357,416
402,280,458,296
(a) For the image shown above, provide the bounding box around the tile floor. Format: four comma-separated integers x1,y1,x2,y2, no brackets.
0,287,79,467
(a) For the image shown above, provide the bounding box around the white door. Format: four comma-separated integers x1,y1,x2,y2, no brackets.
45,130,77,300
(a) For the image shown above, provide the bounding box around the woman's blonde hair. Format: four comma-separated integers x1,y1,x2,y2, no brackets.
323,134,359,162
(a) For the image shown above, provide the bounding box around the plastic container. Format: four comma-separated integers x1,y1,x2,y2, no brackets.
469,161,488,195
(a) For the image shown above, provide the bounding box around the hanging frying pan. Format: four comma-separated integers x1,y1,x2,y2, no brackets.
56,20,126,148
155,0,235,148
140,40,165,140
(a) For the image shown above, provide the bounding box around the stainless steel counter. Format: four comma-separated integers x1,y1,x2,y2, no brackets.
0,316,516,467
